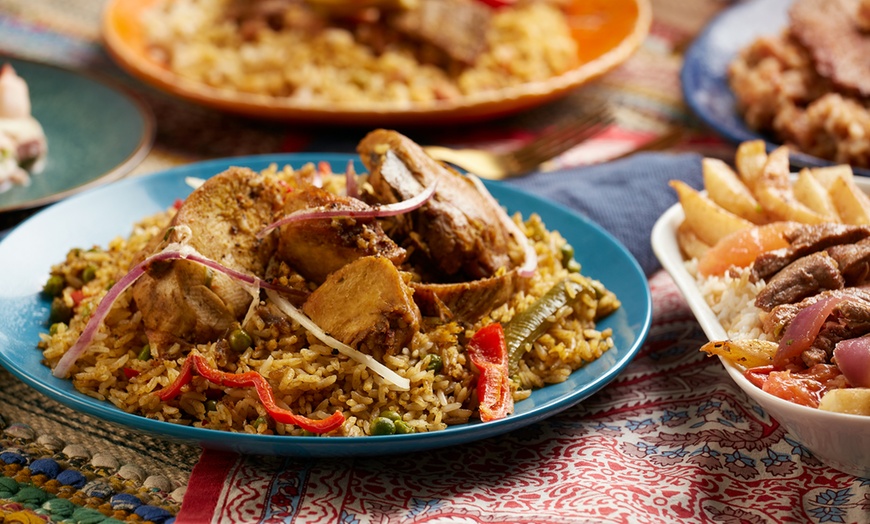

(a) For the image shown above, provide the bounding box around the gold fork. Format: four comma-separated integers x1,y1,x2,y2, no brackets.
423,103,614,180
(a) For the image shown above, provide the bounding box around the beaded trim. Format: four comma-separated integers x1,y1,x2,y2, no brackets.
0,415,185,523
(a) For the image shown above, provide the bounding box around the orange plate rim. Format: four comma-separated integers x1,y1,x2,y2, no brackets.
101,0,652,124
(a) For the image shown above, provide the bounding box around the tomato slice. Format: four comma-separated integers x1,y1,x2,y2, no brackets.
760,364,843,408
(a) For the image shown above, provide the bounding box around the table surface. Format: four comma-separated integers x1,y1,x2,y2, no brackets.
2,1,869,523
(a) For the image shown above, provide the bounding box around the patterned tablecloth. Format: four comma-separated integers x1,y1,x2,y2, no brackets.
1,1,869,523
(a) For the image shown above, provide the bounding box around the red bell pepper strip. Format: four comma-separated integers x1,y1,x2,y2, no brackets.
157,356,194,401
476,0,516,7
467,323,514,422
157,353,345,434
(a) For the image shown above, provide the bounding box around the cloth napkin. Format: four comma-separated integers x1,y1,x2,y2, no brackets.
505,151,704,275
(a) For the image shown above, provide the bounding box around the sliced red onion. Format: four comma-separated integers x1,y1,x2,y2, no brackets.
52,243,305,378
345,161,359,199
265,289,411,391
465,174,537,278
833,336,870,388
256,181,437,239
774,295,845,367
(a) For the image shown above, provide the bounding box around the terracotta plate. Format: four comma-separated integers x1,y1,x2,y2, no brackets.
101,0,651,125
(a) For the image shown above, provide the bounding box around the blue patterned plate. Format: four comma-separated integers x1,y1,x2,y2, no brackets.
0,57,154,213
0,154,651,457
680,0,870,177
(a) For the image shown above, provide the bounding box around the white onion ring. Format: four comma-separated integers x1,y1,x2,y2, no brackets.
265,289,411,390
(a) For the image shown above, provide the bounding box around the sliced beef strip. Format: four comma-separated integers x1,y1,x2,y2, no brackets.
754,251,844,311
826,237,870,285
275,185,407,284
752,223,870,282
302,255,421,356
762,285,870,338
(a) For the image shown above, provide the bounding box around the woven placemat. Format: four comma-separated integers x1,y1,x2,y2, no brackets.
0,367,200,523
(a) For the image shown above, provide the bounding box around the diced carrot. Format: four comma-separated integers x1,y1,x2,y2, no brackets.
697,221,796,277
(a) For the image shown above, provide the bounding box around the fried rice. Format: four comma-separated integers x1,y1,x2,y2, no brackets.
139,0,580,106
38,163,618,437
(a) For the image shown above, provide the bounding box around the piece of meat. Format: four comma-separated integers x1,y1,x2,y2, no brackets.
302,256,421,355
754,251,844,311
826,237,870,285
390,0,492,65
132,167,283,344
752,223,870,281
410,272,516,323
763,285,870,338
358,129,515,281
789,0,870,96
275,185,406,284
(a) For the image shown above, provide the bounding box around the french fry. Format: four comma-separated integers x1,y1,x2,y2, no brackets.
669,180,752,246
700,339,777,369
702,158,769,224
753,147,827,223
818,389,870,416
829,175,870,225
676,220,710,260
793,168,840,222
734,139,767,190
809,165,854,190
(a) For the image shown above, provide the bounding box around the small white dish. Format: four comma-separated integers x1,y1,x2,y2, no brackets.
651,178,870,478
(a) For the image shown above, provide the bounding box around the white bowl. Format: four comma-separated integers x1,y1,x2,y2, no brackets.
651,187,870,478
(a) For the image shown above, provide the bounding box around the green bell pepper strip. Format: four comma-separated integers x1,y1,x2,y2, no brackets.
504,278,595,377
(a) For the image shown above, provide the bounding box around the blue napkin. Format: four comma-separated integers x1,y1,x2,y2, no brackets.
505,152,704,276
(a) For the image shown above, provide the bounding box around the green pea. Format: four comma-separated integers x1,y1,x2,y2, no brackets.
299,429,316,437
566,259,581,273
379,410,401,422
426,354,443,373
560,243,575,263
81,265,97,283
49,298,72,324
205,400,218,412
49,323,62,336
138,344,151,361
228,328,253,352
42,275,65,297
394,420,413,434
370,417,395,436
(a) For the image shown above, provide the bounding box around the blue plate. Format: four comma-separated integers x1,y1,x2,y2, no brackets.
0,57,154,213
681,0,870,177
0,154,652,456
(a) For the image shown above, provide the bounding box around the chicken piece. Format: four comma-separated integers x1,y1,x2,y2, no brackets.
132,167,284,344
390,0,492,65
410,272,516,322
275,185,407,284
358,129,514,280
302,256,421,355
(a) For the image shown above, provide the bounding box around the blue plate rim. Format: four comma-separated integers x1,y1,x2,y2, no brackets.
679,0,870,177
0,153,651,456
0,55,156,213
